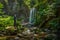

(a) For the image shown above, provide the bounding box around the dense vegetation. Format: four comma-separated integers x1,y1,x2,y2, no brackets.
0,0,60,40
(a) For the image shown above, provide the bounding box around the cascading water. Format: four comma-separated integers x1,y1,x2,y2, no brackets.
29,7,36,26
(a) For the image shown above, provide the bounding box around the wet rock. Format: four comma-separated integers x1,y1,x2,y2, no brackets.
0,34,4,36
15,37,20,40
22,29,31,35
17,34,24,38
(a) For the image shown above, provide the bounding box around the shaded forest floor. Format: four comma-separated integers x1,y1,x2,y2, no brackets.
0,27,56,40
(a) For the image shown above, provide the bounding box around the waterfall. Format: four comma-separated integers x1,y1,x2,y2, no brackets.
29,7,36,25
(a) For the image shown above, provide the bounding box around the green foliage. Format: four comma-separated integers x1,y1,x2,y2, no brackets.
38,3,55,16
0,16,14,27
0,0,59,40
48,18,59,29
0,3,4,8
0,3,4,15
34,0,56,26
24,0,38,9
24,0,31,8
0,15,14,31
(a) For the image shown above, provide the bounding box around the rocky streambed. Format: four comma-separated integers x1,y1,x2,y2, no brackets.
0,27,56,40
